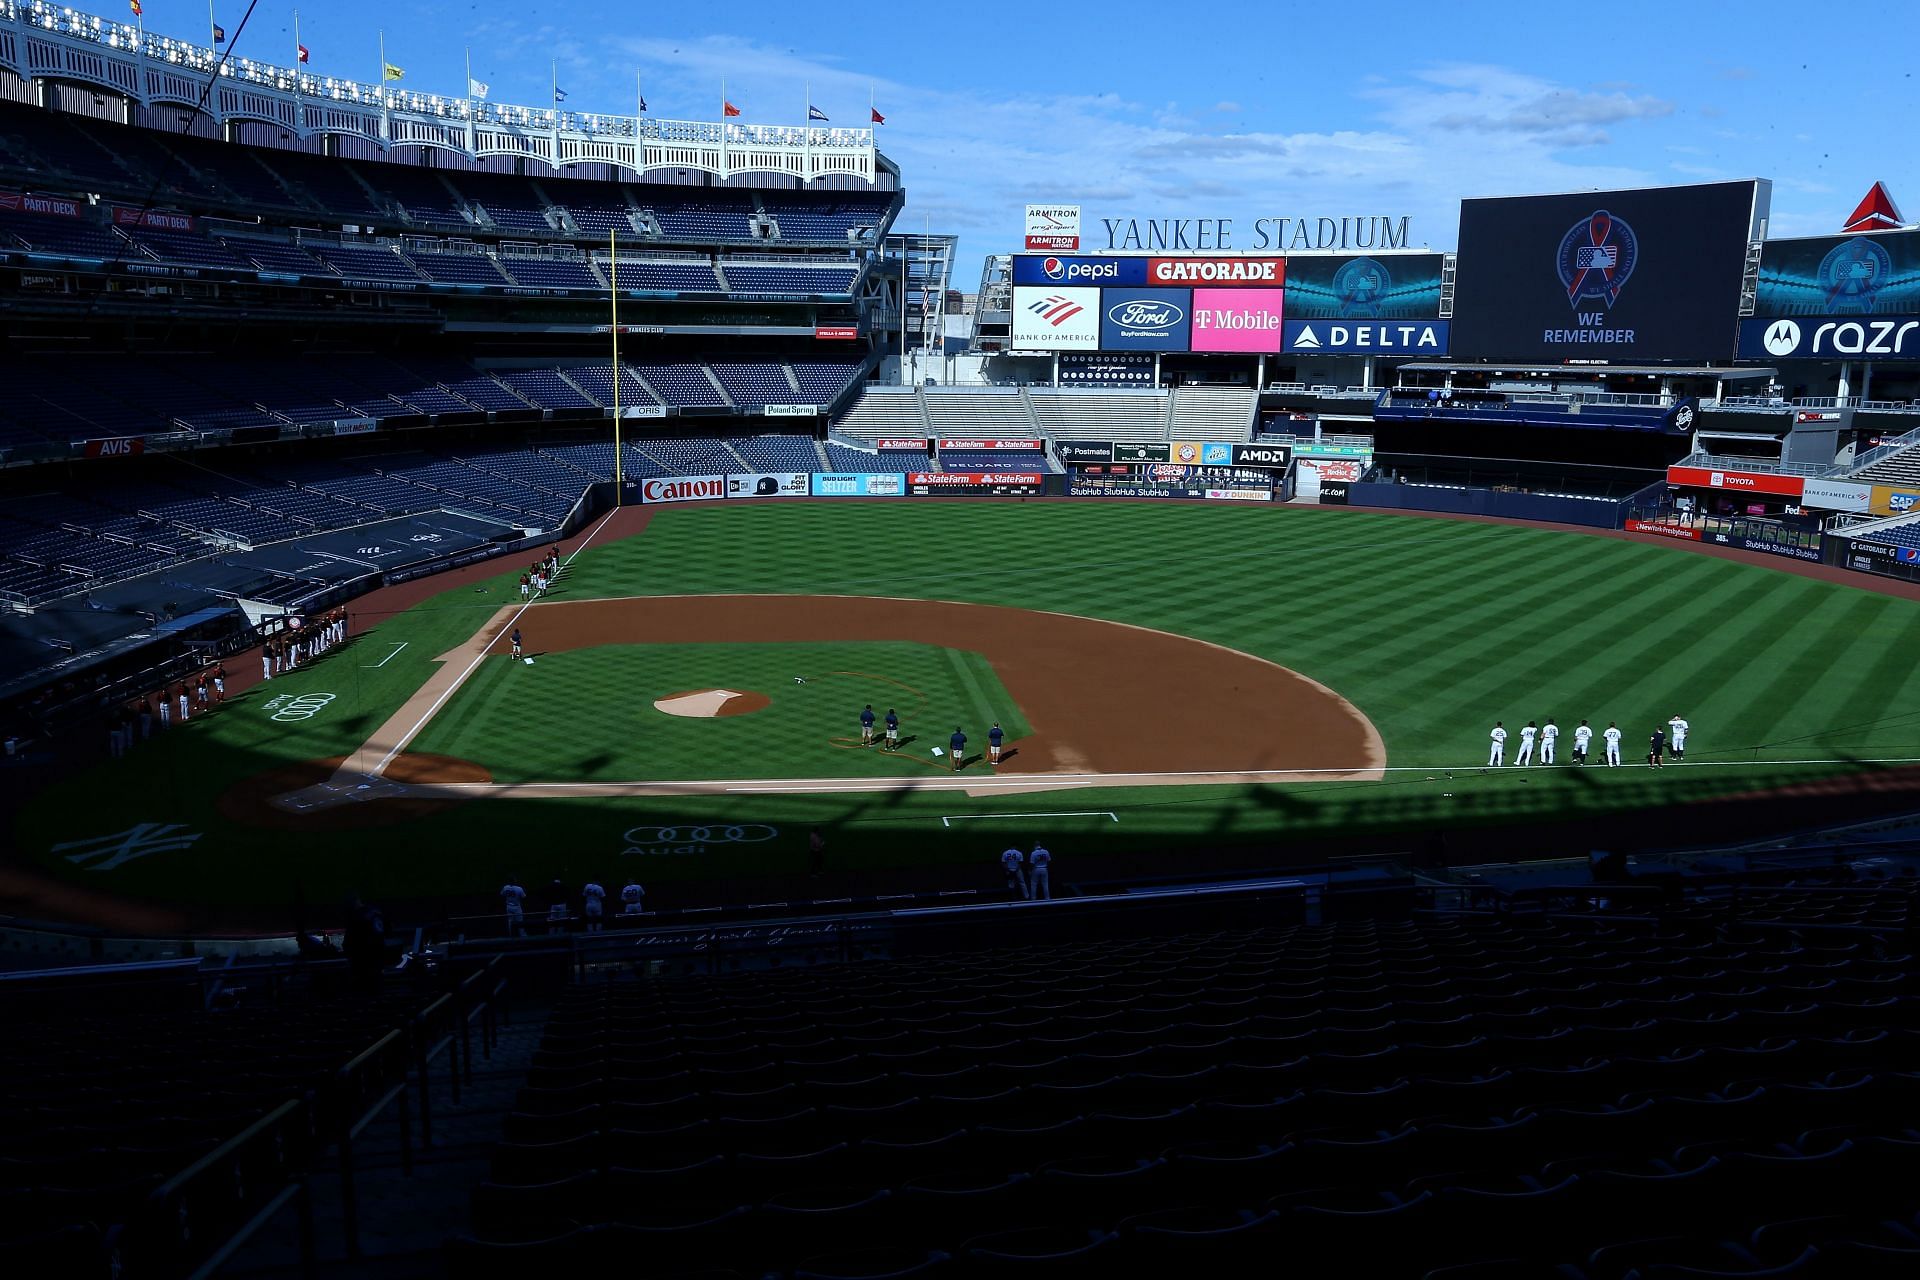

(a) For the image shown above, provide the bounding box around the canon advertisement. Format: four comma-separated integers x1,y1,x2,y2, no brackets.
1450,180,1768,363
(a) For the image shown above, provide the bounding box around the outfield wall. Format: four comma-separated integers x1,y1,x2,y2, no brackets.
1345,482,1626,529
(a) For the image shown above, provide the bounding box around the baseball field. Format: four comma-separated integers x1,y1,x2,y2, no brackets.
17,497,1920,925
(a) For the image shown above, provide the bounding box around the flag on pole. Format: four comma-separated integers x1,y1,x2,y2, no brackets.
808,105,829,122
468,79,489,99
297,43,310,62
871,107,886,125
723,101,741,117
637,94,648,112
129,0,142,16
213,23,226,41
554,86,568,103
382,64,405,81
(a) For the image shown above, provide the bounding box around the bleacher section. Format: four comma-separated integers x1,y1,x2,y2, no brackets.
831,385,1255,449
451,899,1920,1277
825,441,928,473
1168,385,1260,441
1027,390,1169,442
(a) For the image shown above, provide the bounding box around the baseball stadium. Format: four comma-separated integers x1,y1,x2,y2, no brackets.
4,7,1920,1278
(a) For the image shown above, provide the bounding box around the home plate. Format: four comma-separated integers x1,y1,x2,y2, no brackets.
653,688,772,718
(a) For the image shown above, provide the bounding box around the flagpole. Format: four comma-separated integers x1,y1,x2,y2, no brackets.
292,9,301,104
611,229,622,497
720,77,728,178
378,31,390,144
803,81,811,184
207,0,216,49
465,46,475,153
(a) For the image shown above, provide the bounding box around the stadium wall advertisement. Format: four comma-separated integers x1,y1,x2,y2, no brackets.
1799,479,1872,513
725,473,810,499
1068,464,1276,502
1100,288,1192,351
1842,537,1920,584
1025,204,1081,251
1666,465,1805,499
639,475,727,504
1740,230,1920,359
1348,482,1625,529
1450,180,1767,363
1282,320,1450,355
1190,288,1287,353
1012,255,1148,287
809,473,905,497
1011,286,1100,349
1871,485,1920,516
937,438,1044,451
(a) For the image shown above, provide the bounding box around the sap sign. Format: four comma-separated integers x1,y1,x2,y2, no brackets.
1012,255,1147,287
1737,315,1920,360
1100,287,1191,350
1283,320,1450,354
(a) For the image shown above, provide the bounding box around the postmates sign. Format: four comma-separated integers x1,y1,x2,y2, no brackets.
641,475,726,504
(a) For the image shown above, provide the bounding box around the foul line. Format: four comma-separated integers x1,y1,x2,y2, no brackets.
367,507,619,777
942,811,1119,827
363,641,409,669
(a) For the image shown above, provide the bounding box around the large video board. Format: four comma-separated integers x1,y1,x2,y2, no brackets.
1738,229,1920,359
1450,180,1767,363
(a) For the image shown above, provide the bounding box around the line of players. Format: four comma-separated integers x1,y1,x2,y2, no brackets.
1489,715,1690,769
859,704,1007,771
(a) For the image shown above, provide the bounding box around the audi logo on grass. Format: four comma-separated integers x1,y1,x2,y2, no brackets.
621,824,779,857
267,692,336,722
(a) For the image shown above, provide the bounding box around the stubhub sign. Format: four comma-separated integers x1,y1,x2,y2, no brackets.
1012,254,1148,287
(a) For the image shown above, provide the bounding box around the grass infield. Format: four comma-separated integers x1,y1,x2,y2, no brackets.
17,500,1920,913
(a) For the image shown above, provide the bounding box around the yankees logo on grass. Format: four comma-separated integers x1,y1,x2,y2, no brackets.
266,692,336,722
622,824,779,857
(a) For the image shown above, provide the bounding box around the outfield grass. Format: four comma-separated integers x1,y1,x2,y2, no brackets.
409,641,1032,781
17,500,1920,914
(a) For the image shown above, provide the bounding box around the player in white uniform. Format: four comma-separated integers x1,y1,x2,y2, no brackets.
500,878,527,936
1540,718,1559,765
581,880,606,932
1603,722,1623,767
1668,715,1689,761
1573,720,1593,765
1515,722,1538,766
1001,847,1028,899
1488,722,1508,768
1028,844,1052,901
620,879,647,916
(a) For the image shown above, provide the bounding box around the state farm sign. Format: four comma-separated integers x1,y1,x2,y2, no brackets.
936,438,1044,451
908,472,1044,486
640,475,726,504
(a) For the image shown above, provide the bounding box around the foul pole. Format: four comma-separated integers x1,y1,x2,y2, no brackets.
611,228,622,495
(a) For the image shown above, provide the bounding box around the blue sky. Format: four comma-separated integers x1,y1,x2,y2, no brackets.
183,0,1913,267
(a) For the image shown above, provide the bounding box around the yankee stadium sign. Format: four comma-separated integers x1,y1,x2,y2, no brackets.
1100,215,1413,252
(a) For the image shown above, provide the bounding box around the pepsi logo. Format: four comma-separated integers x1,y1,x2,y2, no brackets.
1043,257,1065,279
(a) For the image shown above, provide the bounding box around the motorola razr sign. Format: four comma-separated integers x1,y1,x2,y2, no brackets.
1740,227,1920,359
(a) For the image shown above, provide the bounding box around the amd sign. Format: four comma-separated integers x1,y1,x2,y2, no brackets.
1738,315,1920,359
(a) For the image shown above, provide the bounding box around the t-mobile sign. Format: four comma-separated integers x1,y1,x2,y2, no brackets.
1189,288,1286,352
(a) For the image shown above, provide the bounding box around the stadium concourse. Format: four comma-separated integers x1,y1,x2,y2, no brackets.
5,5,1920,1278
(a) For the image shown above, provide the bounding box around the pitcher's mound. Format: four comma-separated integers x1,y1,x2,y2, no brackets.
655,688,770,718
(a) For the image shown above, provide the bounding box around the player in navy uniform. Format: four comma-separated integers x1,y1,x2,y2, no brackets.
860,704,876,745
949,727,967,771
884,708,899,750
988,722,1005,765
510,628,523,659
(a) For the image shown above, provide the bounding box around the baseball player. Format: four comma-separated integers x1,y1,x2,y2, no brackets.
620,878,646,916
1668,714,1689,761
510,628,523,659
500,877,527,937
213,665,227,704
950,727,968,770
1540,718,1559,765
1573,720,1593,765
157,690,171,728
988,722,1005,765
1515,721,1537,767
1000,846,1027,898
520,572,531,602
176,684,190,724
1648,726,1666,769
1604,721,1623,767
884,708,899,751
1028,843,1052,900
1488,721,1507,768
581,879,606,932
860,704,876,745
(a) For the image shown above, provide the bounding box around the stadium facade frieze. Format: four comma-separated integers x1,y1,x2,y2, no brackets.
1099,216,1413,252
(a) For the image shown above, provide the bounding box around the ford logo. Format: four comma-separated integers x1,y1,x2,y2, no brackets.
1107,300,1184,331
1043,257,1065,279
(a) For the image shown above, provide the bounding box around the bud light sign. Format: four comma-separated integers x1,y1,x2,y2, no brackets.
1013,254,1147,287
1100,287,1191,350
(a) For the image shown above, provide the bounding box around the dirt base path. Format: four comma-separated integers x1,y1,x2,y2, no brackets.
287,593,1382,810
